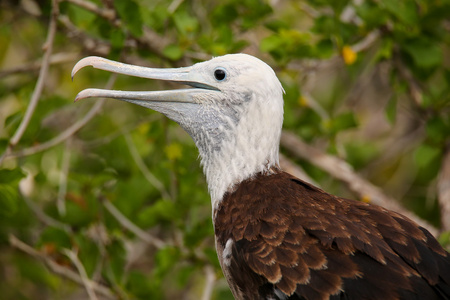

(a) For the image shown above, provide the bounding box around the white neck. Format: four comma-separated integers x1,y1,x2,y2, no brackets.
193,94,283,211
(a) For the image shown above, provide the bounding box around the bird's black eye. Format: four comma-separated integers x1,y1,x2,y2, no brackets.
214,68,227,81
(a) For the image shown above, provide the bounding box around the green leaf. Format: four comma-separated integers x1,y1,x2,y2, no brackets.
176,265,196,288
324,112,358,135
137,199,179,228
414,144,441,170
163,44,183,61
426,117,450,144
403,38,442,69
385,98,397,124
154,246,181,277
172,10,199,36
0,184,18,216
110,29,126,49
127,271,159,298
113,0,143,36
438,231,450,248
0,168,25,184
38,227,72,250
260,35,283,53
15,256,59,290
380,0,418,25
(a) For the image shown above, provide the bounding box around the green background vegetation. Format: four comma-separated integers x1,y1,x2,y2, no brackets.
0,0,449,299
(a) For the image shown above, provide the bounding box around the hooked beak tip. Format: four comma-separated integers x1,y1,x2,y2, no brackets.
74,94,82,102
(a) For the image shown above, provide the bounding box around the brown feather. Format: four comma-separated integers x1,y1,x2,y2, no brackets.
214,170,450,300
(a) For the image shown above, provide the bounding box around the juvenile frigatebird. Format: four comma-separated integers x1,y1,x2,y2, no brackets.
72,54,450,300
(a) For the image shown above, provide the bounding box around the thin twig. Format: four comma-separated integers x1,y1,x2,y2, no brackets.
280,130,438,235
102,198,167,249
201,265,216,300
0,0,59,165
5,74,118,160
57,139,72,216
21,193,71,232
123,132,171,199
9,234,116,299
66,0,116,22
0,52,78,79
58,15,113,56
63,248,99,300
65,0,169,59
7,100,104,158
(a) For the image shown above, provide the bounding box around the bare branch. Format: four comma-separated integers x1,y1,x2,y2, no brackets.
438,144,450,231
393,54,424,107
279,154,319,187
64,0,169,59
57,139,72,216
5,73,118,160
66,0,117,22
0,0,59,165
123,132,171,200
9,234,116,299
201,265,216,300
0,52,78,79
102,198,167,249
280,130,439,235
63,248,99,300
58,15,114,56
21,193,71,232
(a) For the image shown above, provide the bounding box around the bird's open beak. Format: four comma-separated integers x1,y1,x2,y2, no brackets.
72,56,219,103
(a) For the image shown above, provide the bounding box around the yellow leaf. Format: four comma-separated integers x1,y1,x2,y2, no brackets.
137,123,150,135
361,195,371,203
165,143,182,161
298,95,308,107
342,45,357,65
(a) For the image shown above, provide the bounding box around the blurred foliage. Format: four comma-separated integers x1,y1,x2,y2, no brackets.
0,0,449,299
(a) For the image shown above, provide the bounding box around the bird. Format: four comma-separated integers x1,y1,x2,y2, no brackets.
72,54,450,300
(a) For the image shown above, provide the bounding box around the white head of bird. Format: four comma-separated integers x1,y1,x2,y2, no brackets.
72,54,284,209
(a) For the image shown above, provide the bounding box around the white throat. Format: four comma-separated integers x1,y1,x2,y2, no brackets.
195,91,283,211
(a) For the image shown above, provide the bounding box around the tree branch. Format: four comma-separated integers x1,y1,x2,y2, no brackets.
0,0,59,165
123,132,171,200
4,73,119,160
201,265,216,300
9,234,116,299
63,248,99,300
280,130,438,235
279,153,319,187
102,198,167,249
0,52,78,79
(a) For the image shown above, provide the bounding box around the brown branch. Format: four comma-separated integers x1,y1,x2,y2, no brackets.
0,0,59,165
63,248,99,300
0,52,78,79
64,0,169,59
201,265,216,300
438,143,450,231
9,234,116,299
280,130,438,235
58,15,115,56
4,73,118,160
65,0,117,22
102,198,167,249
279,154,319,187
123,132,171,199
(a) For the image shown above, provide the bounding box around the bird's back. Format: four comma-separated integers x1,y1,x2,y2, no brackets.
214,170,450,300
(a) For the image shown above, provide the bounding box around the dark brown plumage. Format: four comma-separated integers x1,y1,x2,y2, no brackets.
215,170,450,300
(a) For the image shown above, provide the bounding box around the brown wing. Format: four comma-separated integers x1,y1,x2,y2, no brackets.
214,171,450,300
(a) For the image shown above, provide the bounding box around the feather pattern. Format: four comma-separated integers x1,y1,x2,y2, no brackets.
214,170,450,300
